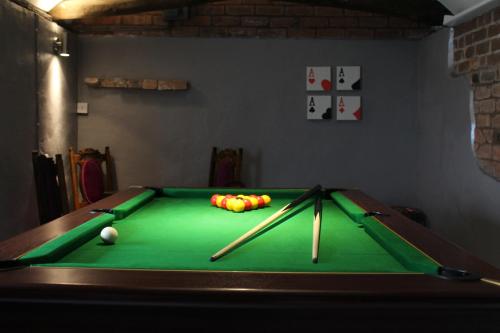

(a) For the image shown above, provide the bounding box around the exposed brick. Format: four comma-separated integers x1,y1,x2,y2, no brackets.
487,53,500,66
458,36,465,48
317,28,345,38
171,27,199,37
345,29,374,39
480,56,488,67
464,32,474,46
473,28,487,43
375,29,402,39
242,0,271,4
255,6,284,16
481,69,496,83
492,37,500,52
495,7,500,21
301,17,328,28
228,27,256,37
226,5,254,15
214,0,242,4
471,73,480,84
476,143,492,159
475,128,486,144
213,16,240,26
257,28,286,38
152,15,167,26
329,17,358,28
456,61,469,74
199,27,228,37
288,28,316,38
285,6,314,17
484,129,494,143
242,16,269,27
479,99,496,113
193,5,224,16
270,17,298,28
184,16,211,26
359,16,387,28
344,9,372,17
493,145,500,161
314,6,343,16
492,114,500,128
454,50,464,62
465,46,475,59
122,15,152,25
476,85,492,99
454,18,476,37
476,114,491,127
476,41,490,55
477,12,492,26
389,16,417,28
492,83,500,97
488,22,500,37
471,57,481,71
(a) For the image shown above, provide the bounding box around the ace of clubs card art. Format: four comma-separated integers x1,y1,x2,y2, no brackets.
307,96,332,120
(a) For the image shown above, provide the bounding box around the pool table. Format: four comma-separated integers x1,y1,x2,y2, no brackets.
0,187,499,330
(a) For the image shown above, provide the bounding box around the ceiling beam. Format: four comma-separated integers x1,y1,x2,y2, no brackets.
50,0,218,20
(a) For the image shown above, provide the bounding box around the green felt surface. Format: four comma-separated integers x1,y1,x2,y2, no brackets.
24,189,439,274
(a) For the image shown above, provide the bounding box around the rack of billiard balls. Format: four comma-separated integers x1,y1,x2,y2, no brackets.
210,194,272,212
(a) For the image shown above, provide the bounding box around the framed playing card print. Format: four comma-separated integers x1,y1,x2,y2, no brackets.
307,96,332,120
337,96,361,121
306,66,332,91
336,66,361,91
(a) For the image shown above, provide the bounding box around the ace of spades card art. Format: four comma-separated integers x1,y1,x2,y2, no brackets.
306,66,332,91
336,66,361,91
336,96,361,121
307,96,332,120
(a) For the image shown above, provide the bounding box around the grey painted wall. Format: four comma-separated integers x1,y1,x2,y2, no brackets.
78,36,418,205
416,28,500,266
0,1,38,239
0,1,77,241
37,18,78,203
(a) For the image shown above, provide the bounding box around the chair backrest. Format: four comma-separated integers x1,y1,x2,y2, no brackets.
32,151,69,224
209,147,244,187
69,147,114,210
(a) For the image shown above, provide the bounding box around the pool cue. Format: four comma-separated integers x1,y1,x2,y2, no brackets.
210,185,322,262
312,195,322,263
481,278,500,287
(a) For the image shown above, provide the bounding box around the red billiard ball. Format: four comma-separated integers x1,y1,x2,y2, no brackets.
243,199,252,211
221,198,228,209
210,194,219,206
257,196,265,208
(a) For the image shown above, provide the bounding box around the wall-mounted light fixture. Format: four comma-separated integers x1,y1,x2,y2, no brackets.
53,33,70,57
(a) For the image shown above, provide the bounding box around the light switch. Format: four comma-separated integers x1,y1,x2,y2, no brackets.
77,102,88,115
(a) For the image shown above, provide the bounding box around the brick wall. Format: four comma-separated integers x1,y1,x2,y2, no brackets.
453,7,500,179
72,0,431,40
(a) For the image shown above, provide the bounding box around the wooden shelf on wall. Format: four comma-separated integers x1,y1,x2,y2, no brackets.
84,77,189,91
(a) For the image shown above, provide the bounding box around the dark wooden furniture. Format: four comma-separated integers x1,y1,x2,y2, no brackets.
0,187,498,330
68,146,114,210
209,147,244,187
31,151,69,224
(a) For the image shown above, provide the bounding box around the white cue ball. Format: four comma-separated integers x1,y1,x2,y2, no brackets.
100,226,118,244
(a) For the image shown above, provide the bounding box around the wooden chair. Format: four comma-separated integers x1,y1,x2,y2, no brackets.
69,146,115,210
209,147,244,187
32,151,69,224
